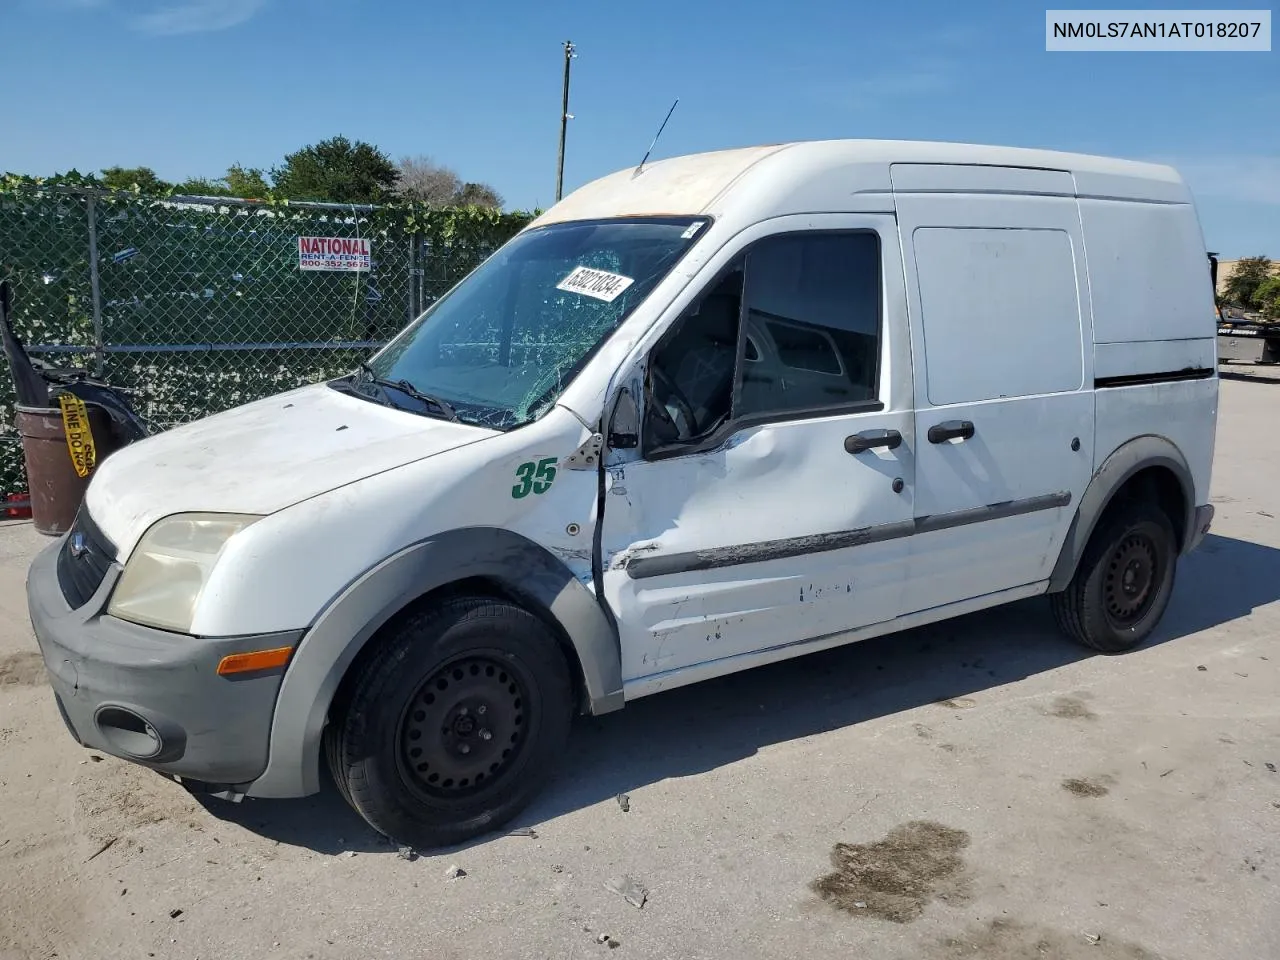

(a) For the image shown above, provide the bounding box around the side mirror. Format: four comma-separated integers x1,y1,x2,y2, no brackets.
607,386,639,449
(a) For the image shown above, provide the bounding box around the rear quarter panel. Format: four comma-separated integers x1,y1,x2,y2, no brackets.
1078,189,1218,505
1093,377,1218,507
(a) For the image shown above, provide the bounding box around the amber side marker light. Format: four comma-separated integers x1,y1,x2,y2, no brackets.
217,646,294,676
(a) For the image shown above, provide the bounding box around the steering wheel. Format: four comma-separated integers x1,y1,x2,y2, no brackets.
651,365,698,439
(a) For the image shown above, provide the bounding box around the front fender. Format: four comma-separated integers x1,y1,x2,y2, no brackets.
247,527,623,798
1047,435,1196,593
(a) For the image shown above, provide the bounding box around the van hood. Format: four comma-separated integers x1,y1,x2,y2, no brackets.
84,382,496,556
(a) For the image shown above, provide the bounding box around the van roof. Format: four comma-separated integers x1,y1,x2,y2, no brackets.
530,139,1189,227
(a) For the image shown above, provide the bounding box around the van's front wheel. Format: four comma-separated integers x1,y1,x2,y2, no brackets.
326,596,573,849
1051,500,1177,653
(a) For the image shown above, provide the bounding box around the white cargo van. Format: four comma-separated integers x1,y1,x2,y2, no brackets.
28,140,1218,847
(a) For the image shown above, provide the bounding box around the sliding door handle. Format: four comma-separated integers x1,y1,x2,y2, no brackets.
927,420,975,444
845,429,903,454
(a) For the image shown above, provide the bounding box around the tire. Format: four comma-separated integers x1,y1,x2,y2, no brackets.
1051,499,1178,653
325,596,573,848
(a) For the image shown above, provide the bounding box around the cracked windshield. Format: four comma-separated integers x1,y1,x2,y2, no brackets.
364,217,704,429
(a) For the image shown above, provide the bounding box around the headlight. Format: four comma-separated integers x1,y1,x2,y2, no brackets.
108,513,260,633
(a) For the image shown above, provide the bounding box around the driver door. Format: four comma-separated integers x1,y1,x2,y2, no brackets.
598,215,916,691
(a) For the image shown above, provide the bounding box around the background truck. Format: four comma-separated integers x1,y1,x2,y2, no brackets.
1212,254,1280,365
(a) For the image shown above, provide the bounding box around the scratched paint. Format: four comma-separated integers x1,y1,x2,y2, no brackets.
608,463,629,496
599,407,915,682
905,386,1093,613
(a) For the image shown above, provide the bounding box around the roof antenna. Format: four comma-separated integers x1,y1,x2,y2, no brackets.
634,98,678,178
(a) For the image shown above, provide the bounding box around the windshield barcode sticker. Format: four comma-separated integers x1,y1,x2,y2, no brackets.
556,266,635,303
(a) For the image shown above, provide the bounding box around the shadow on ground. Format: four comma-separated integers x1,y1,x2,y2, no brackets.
1218,366,1280,385
199,532,1280,853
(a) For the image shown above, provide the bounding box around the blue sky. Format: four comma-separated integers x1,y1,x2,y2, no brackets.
6,0,1278,256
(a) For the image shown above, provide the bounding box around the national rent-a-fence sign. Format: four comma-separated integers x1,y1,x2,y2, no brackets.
298,236,373,272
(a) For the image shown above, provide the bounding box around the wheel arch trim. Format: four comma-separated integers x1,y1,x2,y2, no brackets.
247,528,623,798
1048,435,1196,593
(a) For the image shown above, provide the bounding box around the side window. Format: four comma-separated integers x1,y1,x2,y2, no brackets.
737,232,881,417
644,232,881,453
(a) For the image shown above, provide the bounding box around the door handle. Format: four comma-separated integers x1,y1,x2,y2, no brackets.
844,429,903,454
927,420,975,444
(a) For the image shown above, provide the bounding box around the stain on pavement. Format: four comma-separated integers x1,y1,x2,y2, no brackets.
812,820,970,923
0,651,45,687
923,918,1166,959
1063,776,1112,798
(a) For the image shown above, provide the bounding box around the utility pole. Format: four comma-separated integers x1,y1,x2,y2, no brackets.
555,40,576,202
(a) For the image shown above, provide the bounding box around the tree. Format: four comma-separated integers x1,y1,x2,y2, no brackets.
100,166,171,194
225,164,270,199
456,181,504,209
270,136,398,203
175,176,232,196
1254,276,1280,319
1222,256,1275,309
395,156,504,208
394,156,462,206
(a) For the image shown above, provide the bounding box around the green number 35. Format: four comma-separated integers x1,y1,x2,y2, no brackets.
512,457,558,499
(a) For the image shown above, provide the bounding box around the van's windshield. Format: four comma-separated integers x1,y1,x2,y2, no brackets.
354,217,706,430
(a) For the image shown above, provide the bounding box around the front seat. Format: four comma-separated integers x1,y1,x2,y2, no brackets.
671,292,739,436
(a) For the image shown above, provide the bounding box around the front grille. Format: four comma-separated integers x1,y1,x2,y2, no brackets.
56,510,116,609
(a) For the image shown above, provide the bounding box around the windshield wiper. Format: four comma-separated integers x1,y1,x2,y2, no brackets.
356,362,458,422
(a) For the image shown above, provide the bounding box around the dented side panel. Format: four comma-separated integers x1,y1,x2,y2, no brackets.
598,212,917,688
601,415,915,682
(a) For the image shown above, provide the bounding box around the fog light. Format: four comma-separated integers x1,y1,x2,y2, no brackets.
95,706,163,759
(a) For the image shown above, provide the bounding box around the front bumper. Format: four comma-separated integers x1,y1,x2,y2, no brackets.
26,537,303,788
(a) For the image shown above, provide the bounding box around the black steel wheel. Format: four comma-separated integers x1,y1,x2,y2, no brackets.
326,596,573,849
397,654,530,799
1102,532,1161,628
1051,500,1177,653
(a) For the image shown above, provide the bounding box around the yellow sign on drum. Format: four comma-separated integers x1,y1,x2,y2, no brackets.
58,393,97,479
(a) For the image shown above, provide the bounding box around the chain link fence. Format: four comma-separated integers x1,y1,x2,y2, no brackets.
0,184,531,497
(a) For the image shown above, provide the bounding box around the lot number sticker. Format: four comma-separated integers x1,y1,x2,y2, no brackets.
512,457,558,499
556,266,634,303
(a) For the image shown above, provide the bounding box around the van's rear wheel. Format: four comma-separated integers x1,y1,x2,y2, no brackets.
1051,500,1177,653
325,596,572,849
